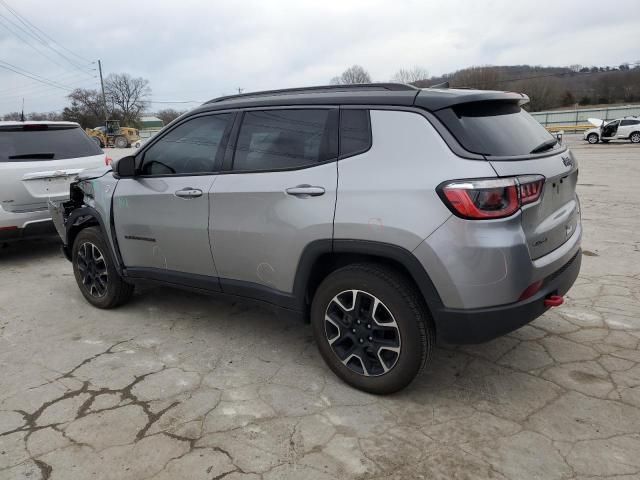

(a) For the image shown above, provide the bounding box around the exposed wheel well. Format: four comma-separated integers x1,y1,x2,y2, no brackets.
303,252,435,322
67,216,100,251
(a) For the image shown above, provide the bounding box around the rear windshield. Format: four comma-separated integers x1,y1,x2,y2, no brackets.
0,125,102,162
435,101,559,157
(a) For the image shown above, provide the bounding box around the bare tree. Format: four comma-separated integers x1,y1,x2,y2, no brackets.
391,66,429,84
450,66,502,90
67,88,105,123
155,108,185,125
2,112,22,121
104,73,151,126
330,65,372,85
26,111,62,121
515,78,562,111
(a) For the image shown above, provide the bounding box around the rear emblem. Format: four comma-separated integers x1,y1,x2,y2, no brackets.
565,224,573,238
562,155,573,168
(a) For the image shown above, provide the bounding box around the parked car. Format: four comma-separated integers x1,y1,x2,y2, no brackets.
0,121,109,242
48,84,582,393
584,116,640,144
132,131,157,149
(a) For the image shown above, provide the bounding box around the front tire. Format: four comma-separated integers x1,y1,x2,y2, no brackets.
587,133,599,144
310,264,434,394
114,136,128,148
630,132,640,144
72,227,133,309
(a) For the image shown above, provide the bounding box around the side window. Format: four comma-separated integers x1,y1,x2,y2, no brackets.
339,109,371,157
140,114,232,175
233,109,338,171
620,120,632,126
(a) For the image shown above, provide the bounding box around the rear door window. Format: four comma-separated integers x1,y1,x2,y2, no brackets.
339,109,371,158
0,125,102,162
232,109,338,171
435,101,560,157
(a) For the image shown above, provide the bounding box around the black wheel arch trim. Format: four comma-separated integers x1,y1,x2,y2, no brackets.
64,206,124,274
293,239,445,314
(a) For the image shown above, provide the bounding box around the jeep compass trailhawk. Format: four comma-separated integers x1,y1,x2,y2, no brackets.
49,84,582,394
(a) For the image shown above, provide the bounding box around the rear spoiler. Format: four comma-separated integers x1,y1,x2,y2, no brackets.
414,89,529,111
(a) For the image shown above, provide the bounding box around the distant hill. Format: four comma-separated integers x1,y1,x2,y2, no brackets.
413,64,640,112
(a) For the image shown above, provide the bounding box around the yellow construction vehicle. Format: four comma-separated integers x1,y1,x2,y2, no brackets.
86,120,140,148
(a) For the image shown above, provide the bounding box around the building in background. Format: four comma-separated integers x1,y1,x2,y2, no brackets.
139,116,164,131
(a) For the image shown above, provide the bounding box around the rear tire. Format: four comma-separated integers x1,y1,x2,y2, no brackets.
630,132,640,144
72,227,133,309
114,136,128,148
310,263,434,394
587,133,599,144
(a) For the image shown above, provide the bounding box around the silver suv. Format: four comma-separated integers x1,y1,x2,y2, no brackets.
50,84,582,393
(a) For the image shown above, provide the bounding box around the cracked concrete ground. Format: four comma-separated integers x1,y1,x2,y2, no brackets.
1,137,639,479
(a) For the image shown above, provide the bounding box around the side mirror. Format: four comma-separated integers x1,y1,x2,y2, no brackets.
114,155,136,177
556,130,564,144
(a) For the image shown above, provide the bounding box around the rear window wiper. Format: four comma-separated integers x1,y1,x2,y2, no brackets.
529,139,558,154
7,153,55,159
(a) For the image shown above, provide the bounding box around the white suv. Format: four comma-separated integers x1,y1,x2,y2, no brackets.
584,116,640,144
0,121,108,242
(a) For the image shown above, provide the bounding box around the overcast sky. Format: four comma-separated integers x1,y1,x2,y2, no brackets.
1,0,639,114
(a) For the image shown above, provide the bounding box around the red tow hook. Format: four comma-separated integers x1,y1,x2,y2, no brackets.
544,295,564,307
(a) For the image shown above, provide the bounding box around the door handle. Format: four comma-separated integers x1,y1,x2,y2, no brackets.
174,188,203,199
285,185,325,197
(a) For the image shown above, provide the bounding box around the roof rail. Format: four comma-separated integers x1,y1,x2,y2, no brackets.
204,83,418,104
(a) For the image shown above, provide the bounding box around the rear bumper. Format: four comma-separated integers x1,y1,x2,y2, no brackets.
0,219,57,242
0,204,57,241
435,249,582,344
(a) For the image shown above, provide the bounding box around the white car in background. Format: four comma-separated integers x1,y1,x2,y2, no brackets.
584,117,640,144
132,130,158,149
0,121,110,242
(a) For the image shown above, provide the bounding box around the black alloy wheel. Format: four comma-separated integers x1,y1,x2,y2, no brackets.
325,289,401,376
76,241,109,298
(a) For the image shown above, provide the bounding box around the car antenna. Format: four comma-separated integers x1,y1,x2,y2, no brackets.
20,98,25,122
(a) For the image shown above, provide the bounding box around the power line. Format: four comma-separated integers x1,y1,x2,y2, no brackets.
0,76,97,101
0,12,92,75
0,0,94,74
0,15,77,73
0,70,95,96
0,0,91,64
0,60,75,91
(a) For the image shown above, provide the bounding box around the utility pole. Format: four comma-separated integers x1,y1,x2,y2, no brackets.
98,59,108,123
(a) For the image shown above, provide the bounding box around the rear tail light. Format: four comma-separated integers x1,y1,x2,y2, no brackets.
438,175,545,220
105,155,112,166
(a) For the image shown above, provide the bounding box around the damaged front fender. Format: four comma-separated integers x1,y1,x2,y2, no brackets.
47,169,120,266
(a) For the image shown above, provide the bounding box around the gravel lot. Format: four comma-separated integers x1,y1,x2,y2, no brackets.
1,138,639,480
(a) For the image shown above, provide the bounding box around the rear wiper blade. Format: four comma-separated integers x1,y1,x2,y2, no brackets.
8,153,55,159
529,139,558,154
